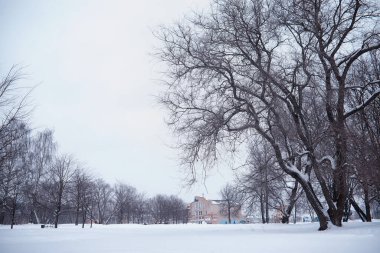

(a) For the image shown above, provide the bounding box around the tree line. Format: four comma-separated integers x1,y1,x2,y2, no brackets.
157,0,380,230
0,68,188,229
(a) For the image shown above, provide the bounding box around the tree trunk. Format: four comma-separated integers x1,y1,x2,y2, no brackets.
281,215,289,224
54,195,62,228
10,198,17,229
363,186,372,222
228,202,231,224
343,198,351,222
300,181,329,230
29,198,40,224
260,194,265,224
31,193,41,224
271,141,329,230
90,208,93,228
350,197,368,222
264,167,269,223
75,204,80,226
118,208,123,224
329,103,349,227
282,182,299,224
33,210,40,224
0,207,6,225
82,209,86,228
54,205,60,228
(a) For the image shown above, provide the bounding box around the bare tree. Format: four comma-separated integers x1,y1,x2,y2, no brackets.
71,167,93,227
113,183,138,224
0,67,29,143
219,184,242,224
93,178,114,224
48,155,74,228
0,121,30,228
278,0,380,228
169,195,188,224
237,141,277,223
149,194,188,224
24,129,56,224
345,50,380,221
80,175,95,228
157,0,380,230
0,67,30,225
238,147,302,224
133,193,148,224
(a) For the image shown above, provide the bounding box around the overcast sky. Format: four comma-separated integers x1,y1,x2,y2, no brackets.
0,0,236,202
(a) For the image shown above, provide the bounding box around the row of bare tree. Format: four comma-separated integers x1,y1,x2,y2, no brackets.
0,68,188,229
157,0,380,230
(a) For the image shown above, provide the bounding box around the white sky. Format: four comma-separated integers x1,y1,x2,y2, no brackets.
0,0,235,202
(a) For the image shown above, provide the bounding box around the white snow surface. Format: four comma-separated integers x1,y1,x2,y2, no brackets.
1,222,380,253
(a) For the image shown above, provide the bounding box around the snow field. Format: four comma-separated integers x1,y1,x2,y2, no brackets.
1,222,379,253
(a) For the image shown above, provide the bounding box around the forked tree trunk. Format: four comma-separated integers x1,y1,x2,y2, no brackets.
272,145,329,230
350,197,371,222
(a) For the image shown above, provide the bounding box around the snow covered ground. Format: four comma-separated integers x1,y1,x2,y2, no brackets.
1,222,379,253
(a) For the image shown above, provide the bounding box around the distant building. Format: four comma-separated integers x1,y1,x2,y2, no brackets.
188,196,243,224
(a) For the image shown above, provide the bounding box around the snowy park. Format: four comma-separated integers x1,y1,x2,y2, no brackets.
2,1,380,253
1,222,380,253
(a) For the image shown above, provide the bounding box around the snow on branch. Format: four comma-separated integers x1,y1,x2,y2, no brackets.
317,155,336,170
296,151,310,157
331,80,380,90
285,162,309,183
344,87,380,119
368,80,380,86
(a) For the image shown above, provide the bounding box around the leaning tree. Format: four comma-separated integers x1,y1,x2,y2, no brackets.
157,0,380,230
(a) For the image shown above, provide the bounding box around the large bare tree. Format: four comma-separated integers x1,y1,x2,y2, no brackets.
157,0,380,230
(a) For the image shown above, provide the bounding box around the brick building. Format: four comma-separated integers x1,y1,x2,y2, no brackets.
188,196,243,224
